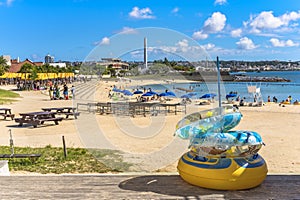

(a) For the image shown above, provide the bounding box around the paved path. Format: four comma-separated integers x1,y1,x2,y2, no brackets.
0,174,299,199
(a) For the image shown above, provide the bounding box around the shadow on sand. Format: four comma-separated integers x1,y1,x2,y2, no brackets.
119,174,300,199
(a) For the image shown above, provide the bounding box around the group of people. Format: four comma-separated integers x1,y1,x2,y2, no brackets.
48,83,75,100
267,96,278,103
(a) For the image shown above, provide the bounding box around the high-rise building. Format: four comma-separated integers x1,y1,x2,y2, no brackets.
45,54,54,63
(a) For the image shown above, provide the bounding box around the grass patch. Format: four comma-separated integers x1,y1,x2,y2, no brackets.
0,145,132,174
0,89,20,104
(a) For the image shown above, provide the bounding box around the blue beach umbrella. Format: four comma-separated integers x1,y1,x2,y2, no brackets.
200,93,217,99
142,92,155,97
181,94,192,98
112,87,121,92
133,90,143,94
226,93,237,99
166,91,176,97
147,90,157,95
160,91,176,97
186,92,198,98
122,90,133,96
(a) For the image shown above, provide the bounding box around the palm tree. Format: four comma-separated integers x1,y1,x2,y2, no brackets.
18,63,34,82
0,56,10,76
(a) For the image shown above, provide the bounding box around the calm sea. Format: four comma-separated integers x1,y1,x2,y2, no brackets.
145,71,300,102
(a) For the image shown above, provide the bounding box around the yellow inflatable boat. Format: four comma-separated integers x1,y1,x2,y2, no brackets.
177,151,268,190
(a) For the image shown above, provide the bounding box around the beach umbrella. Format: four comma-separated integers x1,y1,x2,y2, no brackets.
187,92,197,96
200,93,217,99
133,90,143,94
112,87,122,92
186,92,198,97
165,91,176,97
226,93,237,99
147,90,157,95
160,91,176,97
142,92,155,97
181,94,192,99
122,90,133,96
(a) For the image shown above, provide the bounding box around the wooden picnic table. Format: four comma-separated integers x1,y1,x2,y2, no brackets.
41,107,80,119
0,108,15,120
15,111,63,128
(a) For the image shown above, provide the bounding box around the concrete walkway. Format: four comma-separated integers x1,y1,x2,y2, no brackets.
0,174,299,199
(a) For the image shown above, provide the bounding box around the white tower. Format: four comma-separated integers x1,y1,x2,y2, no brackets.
144,37,147,69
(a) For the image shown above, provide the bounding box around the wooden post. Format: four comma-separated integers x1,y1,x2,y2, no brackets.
9,129,14,155
62,136,67,159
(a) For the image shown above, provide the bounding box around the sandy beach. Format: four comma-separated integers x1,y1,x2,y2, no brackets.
0,79,299,174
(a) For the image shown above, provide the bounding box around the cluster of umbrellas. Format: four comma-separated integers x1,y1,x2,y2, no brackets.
112,87,233,100
180,92,217,99
112,87,178,98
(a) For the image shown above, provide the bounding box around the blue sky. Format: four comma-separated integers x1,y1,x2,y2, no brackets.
1,0,300,62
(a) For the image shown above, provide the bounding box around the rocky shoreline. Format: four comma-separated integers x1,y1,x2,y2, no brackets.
233,75,290,82
180,71,290,82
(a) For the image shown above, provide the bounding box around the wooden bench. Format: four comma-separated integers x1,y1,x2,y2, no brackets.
15,117,63,128
0,113,15,120
64,112,80,119
0,108,15,120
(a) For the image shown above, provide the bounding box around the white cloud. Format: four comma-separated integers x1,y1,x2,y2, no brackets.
236,37,257,50
118,27,138,34
214,0,227,5
176,39,189,52
95,37,110,46
248,11,300,33
192,31,208,40
281,11,300,25
176,39,188,48
0,0,14,6
270,38,299,47
129,7,155,19
201,43,216,51
203,12,227,33
171,7,179,14
231,28,242,37
192,12,226,40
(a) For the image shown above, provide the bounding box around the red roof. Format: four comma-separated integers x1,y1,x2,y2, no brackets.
9,59,44,73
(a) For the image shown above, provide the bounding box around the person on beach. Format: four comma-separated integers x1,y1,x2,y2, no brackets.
55,85,60,100
273,96,278,103
48,85,53,100
239,97,245,106
70,85,75,100
267,96,271,102
63,84,69,100
288,95,292,103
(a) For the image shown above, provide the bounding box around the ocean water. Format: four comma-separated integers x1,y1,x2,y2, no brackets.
144,71,300,102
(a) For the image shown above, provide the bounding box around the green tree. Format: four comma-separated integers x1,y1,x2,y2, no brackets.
107,65,116,77
0,56,10,76
18,63,34,73
29,68,38,80
18,63,34,81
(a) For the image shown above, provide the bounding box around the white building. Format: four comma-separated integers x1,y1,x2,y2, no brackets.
49,63,66,68
2,55,11,66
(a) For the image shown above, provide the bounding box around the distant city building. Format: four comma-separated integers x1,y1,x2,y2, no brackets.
99,58,129,70
45,54,54,63
49,63,66,68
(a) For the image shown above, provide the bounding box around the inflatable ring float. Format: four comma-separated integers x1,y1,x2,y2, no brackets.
175,106,268,190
